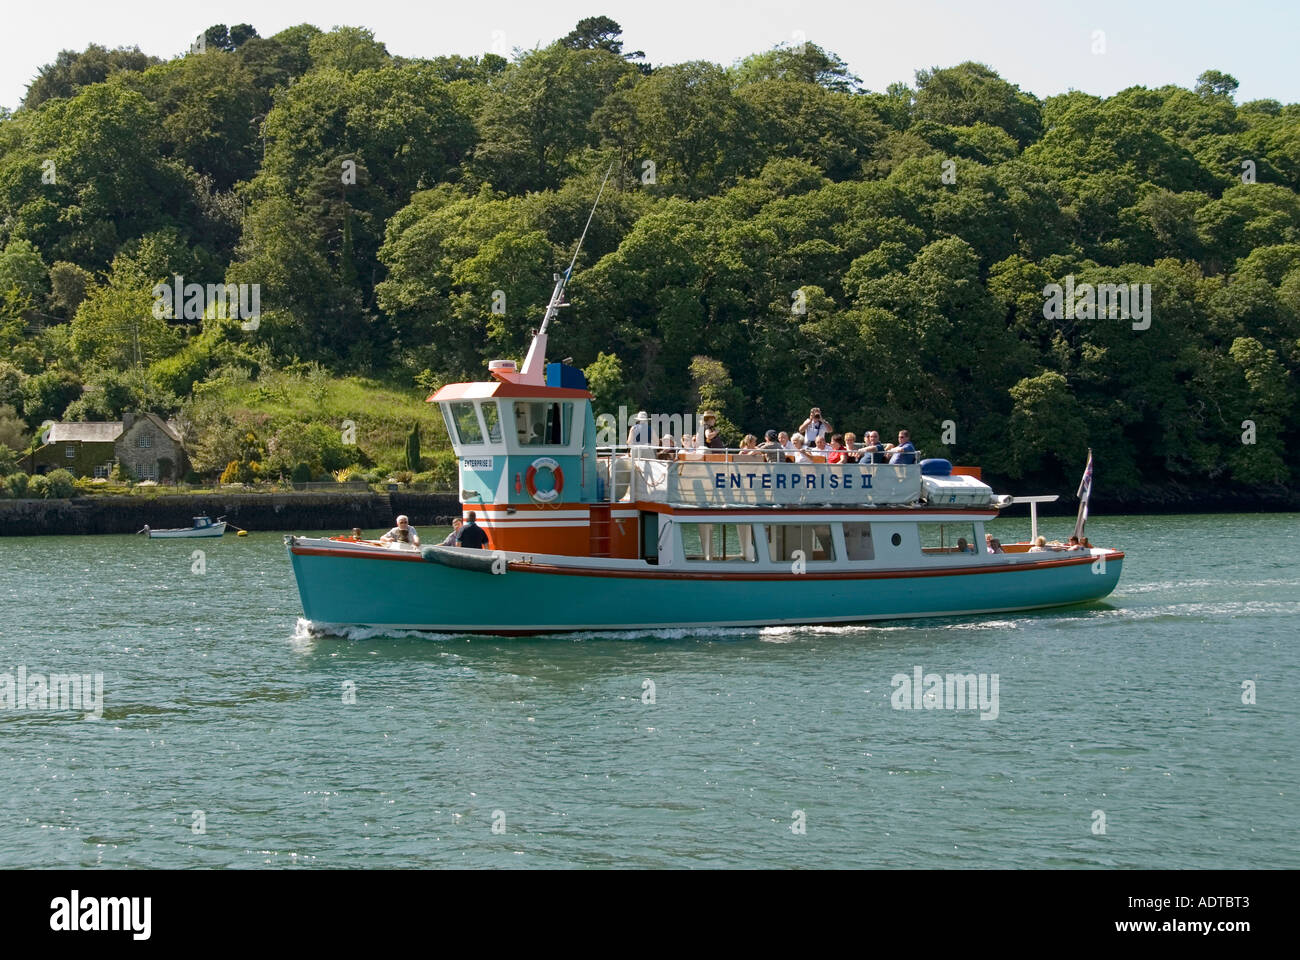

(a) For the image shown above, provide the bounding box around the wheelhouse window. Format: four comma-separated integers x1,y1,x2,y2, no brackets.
843,522,875,561
767,524,835,562
448,401,484,445
515,401,573,446
918,522,979,557
680,523,757,562
480,401,503,443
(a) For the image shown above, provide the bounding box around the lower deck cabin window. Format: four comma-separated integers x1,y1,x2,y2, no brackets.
681,523,757,562
918,522,979,556
767,524,835,563
843,522,875,561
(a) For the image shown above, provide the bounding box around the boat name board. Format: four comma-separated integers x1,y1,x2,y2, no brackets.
463,456,494,471
713,469,873,490
634,460,924,506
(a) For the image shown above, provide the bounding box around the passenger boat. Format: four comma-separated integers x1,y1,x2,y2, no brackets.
144,516,227,538
285,172,1122,635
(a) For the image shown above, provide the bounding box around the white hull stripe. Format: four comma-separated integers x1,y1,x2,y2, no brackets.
477,520,592,528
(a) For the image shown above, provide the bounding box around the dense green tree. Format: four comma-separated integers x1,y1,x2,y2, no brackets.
474,43,637,194
913,62,1041,147
596,61,755,197
308,26,389,73
0,239,49,302
1,24,1297,496
131,52,265,189
1196,70,1240,101
23,44,159,109
733,42,860,92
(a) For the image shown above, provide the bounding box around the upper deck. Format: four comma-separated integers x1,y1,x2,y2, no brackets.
600,448,997,510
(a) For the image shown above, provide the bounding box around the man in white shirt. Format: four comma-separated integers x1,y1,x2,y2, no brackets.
380,515,421,547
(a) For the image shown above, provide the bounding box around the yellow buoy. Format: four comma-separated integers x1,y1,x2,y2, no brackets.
237,530,248,536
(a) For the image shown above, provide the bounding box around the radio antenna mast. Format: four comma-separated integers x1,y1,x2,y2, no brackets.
520,161,615,381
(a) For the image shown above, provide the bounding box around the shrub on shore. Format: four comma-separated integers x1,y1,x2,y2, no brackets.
44,468,77,498
3,472,30,498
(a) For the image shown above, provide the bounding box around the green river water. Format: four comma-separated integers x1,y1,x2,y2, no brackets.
0,512,1295,868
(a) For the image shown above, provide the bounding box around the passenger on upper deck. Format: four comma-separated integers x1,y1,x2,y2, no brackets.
657,433,678,460
860,431,885,464
790,434,813,463
811,435,829,459
843,433,860,463
737,435,763,461
799,408,831,446
827,434,847,464
759,429,783,462
628,410,652,445
698,410,718,442
778,431,793,452
885,429,917,465
703,425,726,450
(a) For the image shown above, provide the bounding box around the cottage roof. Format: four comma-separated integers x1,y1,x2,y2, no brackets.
46,422,122,443
44,413,183,445
134,413,184,443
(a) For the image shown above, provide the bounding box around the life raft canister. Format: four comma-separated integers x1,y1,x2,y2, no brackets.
524,457,563,503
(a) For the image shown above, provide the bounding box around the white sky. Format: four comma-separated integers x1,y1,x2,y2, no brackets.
3,0,1297,111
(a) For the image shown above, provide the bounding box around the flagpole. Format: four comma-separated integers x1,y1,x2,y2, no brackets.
1073,448,1092,541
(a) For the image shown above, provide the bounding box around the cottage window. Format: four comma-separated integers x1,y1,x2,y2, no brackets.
65,446,76,459
93,464,111,479
137,435,152,449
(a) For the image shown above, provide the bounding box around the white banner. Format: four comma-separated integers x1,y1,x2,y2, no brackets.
633,459,923,506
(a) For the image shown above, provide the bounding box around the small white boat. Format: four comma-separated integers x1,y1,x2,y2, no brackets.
144,516,227,539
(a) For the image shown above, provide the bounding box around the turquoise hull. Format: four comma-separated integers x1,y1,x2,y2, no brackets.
288,544,1123,634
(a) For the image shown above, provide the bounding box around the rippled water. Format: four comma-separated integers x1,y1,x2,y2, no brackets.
1,512,1296,868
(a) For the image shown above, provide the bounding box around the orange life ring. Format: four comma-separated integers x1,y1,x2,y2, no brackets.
524,457,563,503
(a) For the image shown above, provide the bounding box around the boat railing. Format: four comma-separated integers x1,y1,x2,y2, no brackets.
594,445,932,507
600,444,923,465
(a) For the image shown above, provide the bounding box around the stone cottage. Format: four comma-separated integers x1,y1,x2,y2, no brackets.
33,412,186,481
